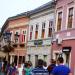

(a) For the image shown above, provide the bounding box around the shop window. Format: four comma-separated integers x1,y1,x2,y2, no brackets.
22,56,25,63
57,12,62,31
19,56,22,63
67,7,73,29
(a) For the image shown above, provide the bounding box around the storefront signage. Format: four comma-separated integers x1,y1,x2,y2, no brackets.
62,47,71,53
34,40,43,45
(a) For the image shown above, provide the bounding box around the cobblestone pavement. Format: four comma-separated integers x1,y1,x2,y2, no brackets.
0,72,5,75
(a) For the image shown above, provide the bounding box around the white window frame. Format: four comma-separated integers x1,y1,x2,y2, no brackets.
10,31,13,42
66,5,74,29
15,30,20,35
35,23,39,31
21,29,27,43
14,30,20,43
42,22,46,29
56,10,63,32
22,29,27,35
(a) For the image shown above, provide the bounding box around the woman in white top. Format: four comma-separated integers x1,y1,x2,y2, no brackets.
17,63,23,75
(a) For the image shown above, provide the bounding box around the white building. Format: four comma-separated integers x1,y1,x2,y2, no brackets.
26,1,55,67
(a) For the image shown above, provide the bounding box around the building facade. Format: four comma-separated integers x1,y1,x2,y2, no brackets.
1,13,29,65
26,1,55,67
52,0,75,74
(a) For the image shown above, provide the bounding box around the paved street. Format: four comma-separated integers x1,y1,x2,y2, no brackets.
0,72,5,75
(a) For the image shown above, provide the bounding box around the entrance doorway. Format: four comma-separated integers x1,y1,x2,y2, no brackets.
62,47,71,67
14,56,18,65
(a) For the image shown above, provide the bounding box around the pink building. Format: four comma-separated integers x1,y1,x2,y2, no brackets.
52,0,75,74
1,13,29,65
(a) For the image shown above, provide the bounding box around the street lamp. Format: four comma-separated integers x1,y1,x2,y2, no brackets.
3,31,14,62
3,32,12,43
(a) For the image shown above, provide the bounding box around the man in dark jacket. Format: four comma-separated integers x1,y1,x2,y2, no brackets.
47,59,56,74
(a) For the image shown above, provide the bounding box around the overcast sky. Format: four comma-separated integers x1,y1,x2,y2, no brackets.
0,0,52,28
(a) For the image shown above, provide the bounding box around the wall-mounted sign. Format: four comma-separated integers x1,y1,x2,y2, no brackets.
34,40,43,45
62,47,71,53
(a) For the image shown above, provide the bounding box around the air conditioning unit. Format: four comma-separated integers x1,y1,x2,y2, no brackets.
56,38,62,45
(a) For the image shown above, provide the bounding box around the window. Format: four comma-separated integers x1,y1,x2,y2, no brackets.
67,7,73,29
10,31,13,41
23,31,26,34
15,32,19,43
30,26,33,40
57,12,62,31
22,30,26,42
48,21,53,37
30,32,32,40
41,22,45,38
35,24,39,39
30,25,33,32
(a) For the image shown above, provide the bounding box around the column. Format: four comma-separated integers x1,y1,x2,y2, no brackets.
12,55,14,63
25,55,29,61
10,55,13,64
47,54,51,66
31,55,35,67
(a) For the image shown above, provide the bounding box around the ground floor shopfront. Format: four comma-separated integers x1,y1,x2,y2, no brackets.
26,46,51,67
52,39,75,75
9,49,26,65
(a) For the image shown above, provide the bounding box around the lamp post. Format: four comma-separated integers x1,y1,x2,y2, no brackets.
3,31,14,62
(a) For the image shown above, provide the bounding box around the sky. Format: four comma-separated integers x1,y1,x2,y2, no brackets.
0,0,51,28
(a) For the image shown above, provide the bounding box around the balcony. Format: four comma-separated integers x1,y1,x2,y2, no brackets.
19,42,25,47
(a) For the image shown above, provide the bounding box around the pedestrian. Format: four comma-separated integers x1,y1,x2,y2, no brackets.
0,59,2,72
31,59,49,75
17,62,23,75
47,59,56,74
7,62,17,75
51,57,71,75
23,61,32,75
6,62,10,74
43,61,47,69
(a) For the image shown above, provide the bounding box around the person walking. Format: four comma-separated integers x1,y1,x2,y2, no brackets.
7,62,17,75
17,62,23,75
43,61,47,70
31,59,49,75
51,57,71,75
47,59,56,74
23,61,32,75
